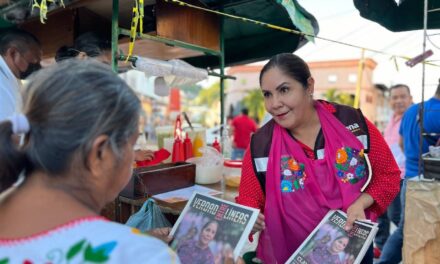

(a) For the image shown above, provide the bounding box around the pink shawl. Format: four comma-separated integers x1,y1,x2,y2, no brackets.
257,102,368,263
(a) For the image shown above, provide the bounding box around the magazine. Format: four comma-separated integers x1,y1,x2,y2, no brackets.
285,210,378,264
152,185,222,203
170,192,259,264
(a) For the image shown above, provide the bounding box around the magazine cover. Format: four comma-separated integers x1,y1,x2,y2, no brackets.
170,192,259,264
285,210,378,264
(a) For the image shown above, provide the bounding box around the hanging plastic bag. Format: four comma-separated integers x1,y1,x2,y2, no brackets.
125,198,171,232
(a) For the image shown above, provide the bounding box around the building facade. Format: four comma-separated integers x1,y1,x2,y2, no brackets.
226,59,391,131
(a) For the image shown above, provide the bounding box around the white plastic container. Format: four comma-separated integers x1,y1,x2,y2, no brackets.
223,160,242,188
186,157,223,184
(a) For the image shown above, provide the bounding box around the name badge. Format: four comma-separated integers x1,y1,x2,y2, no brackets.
254,157,268,172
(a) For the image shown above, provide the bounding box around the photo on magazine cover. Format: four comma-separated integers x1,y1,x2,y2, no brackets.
287,210,377,264
170,193,259,264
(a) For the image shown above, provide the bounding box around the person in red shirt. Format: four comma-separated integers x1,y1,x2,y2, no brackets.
231,108,257,160
236,53,400,264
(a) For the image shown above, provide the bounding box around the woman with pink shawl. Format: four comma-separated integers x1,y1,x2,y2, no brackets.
236,54,401,264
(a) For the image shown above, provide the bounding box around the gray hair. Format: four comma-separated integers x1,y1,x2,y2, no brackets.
0,59,140,189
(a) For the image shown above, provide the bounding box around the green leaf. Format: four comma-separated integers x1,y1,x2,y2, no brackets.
66,239,86,260
0,258,9,264
84,244,109,263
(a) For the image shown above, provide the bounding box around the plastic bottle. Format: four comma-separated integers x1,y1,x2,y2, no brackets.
172,137,185,162
212,137,221,153
193,132,204,157
183,133,193,160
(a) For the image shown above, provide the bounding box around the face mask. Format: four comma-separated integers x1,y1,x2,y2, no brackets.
19,62,41,80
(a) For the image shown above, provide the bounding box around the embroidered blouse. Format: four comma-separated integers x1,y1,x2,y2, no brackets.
0,217,179,264
236,104,401,218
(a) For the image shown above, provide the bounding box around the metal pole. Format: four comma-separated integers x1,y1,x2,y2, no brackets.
111,0,119,73
219,16,225,137
112,0,121,223
419,0,428,177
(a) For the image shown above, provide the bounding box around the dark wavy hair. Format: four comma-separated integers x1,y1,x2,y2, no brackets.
259,53,311,89
0,28,40,55
55,32,111,62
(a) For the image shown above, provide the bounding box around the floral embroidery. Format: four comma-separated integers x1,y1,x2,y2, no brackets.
2,239,118,263
131,228,142,235
64,239,117,263
131,228,151,237
84,241,117,262
280,156,307,192
336,148,348,164
66,239,87,260
335,146,367,184
287,159,300,171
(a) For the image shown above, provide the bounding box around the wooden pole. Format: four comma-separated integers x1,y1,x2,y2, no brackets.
353,49,365,109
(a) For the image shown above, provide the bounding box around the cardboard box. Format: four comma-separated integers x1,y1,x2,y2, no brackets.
403,181,440,264
120,162,195,199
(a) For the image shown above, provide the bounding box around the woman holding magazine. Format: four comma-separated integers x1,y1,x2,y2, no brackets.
236,53,400,264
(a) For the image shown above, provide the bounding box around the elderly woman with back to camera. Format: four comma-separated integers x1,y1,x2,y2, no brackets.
0,60,178,262
236,53,401,264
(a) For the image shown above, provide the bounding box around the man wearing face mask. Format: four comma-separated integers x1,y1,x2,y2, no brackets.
0,28,42,121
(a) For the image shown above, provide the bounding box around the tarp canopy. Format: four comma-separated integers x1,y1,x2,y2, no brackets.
0,0,319,68
186,0,319,67
354,0,440,32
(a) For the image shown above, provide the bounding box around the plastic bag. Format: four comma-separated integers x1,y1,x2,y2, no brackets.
429,145,440,158
125,198,171,232
198,146,224,166
186,146,224,184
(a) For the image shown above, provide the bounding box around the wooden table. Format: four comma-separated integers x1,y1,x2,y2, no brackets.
114,181,239,224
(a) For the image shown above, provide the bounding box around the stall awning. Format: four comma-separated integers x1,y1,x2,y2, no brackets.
354,0,440,32
185,0,319,68
0,0,319,68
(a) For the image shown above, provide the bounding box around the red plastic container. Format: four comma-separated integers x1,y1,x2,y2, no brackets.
184,134,193,160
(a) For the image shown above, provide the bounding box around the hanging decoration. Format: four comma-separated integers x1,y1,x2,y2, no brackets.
139,0,144,34
127,0,145,61
32,0,64,24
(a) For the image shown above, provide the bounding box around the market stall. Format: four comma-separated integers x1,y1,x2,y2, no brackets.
0,0,319,224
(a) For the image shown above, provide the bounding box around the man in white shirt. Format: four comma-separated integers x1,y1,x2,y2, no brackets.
0,29,42,121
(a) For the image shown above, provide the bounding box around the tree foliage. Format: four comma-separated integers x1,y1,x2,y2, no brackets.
322,88,355,106
242,89,265,123
189,82,221,127
180,84,203,100
194,82,220,106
